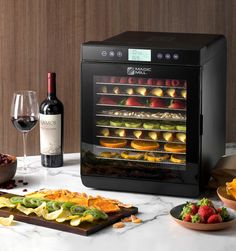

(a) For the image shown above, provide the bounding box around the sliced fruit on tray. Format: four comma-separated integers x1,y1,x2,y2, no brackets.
131,140,160,150
120,77,128,84
166,88,176,97
160,123,176,130
138,78,146,85
143,122,160,129
100,128,110,136
99,139,128,148
128,77,136,84
120,151,144,160
169,100,186,109
156,80,164,86
181,89,187,99
150,88,163,97
135,87,147,96
110,120,123,127
133,130,143,139
162,132,174,142
164,143,186,153
114,129,126,137
99,96,117,105
171,80,180,87
170,154,186,163
110,76,119,83
176,125,186,131
125,88,134,95
147,78,155,85
113,87,121,94
176,132,186,143
100,86,108,93
149,97,166,108
100,152,119,158
97,119,109,126
165,79,172,86
124,97,144,106
144,152,169,162
124,120,142,128
148,131,160,140
226,179,236,200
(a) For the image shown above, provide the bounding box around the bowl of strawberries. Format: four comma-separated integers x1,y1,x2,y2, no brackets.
170,198,236,231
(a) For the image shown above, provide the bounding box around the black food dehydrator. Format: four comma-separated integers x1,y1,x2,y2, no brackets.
80,31,226,197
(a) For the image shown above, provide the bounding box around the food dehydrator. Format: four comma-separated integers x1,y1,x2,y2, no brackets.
80,31,226,197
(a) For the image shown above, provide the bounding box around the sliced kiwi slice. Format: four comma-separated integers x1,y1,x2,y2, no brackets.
160,124,176,130
143,122,155,129
124,120,142,128
176,125,186,131
97,119,109,126
110,120,123,127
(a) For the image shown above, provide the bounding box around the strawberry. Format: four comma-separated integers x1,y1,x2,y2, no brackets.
169,100,185,109
198,205,215,222
125,97,143,106
110,76,118,83
138,78,146,85
183,214,192,222
147,78,155,85
191,213,202,223
156,80,164,86
207,214,222,224
171,80,180,87
128,77,136,84
197,198,214,207
99,96,117,105
149,98,166,108
217,207,229,221
180,202,198,220
165,80,172,86
120,77,128,84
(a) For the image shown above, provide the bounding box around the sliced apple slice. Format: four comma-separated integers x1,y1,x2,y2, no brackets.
135,87,147,96
176,133,186,143
114,129,126,137
148,132,160,141
166,88,176,97
133,130,143,139
181,89,187,99
162,132,174,142
100,128,110,137
113,87,120,94
150,88,163,97
125,88,134,95
100,86,108,93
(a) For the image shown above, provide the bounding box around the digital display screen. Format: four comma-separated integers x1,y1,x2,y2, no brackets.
128,49,151,62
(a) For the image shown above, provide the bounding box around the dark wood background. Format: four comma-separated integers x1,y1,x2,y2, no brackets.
0,0,235,156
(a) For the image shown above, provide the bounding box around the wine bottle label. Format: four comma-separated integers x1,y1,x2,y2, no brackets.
40,114,62,155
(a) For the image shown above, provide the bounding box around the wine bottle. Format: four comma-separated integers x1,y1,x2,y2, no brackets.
39,72,64,167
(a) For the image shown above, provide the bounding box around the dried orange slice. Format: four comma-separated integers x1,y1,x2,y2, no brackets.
170,154,186,163
164,143,186,153
144,152,169,162
99,139,127,148
131,140,159,150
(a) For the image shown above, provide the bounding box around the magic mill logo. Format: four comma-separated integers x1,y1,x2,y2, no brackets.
127,67,151,76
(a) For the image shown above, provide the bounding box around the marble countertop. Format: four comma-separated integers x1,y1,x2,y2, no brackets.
0,153,236,251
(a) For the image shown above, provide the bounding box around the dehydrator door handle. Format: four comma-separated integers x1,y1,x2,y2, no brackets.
200,114,203,135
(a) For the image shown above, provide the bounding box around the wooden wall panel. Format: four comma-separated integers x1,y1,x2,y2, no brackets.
0,0,84,156
0,0,236,156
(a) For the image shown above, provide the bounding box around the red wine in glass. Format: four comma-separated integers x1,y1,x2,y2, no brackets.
11,116,38,132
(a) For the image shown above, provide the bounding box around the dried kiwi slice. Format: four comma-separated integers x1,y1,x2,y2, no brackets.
97,119,109,126
143,122,160,129
110,120,123,127
160,124,176,130
176,125,186,131
124,120,142,128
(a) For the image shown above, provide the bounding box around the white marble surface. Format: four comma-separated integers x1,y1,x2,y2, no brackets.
0,153,235,251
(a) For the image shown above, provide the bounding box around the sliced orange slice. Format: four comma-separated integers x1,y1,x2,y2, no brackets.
164,143,186,153
170,154,186,163
144,152,169,162
121,151,144,160
131,140,160,150
99,139,127,148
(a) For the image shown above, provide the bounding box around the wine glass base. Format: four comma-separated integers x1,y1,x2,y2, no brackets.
16,160,38,175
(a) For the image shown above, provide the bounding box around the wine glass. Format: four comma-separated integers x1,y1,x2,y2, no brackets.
11,91,39,174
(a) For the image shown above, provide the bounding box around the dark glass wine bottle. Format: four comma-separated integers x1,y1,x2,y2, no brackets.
39,72,64,167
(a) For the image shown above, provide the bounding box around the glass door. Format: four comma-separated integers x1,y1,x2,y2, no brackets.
81,62,200,185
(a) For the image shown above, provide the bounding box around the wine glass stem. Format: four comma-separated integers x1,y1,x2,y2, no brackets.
22,132,28,172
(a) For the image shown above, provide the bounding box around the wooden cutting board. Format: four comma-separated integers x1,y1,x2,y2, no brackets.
0,192,138,236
